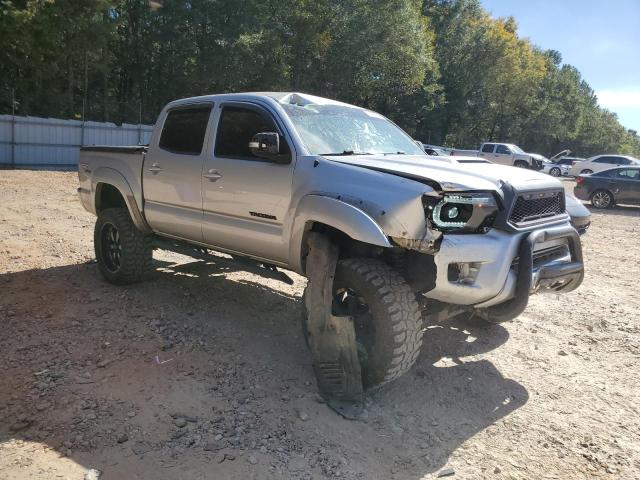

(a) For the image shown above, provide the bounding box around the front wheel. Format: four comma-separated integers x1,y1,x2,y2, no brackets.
581,169,593,175
94,208,153,285
514,160,529,169
332,258,423,389
549,167,562,177
591,190,614,209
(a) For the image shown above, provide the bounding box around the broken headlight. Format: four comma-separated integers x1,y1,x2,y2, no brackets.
424,192,499,233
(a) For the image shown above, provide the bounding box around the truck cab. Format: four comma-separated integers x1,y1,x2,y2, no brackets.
478,142,545,170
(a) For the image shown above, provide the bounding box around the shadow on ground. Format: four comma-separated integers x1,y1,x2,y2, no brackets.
0,258,528,479
586,203,640,217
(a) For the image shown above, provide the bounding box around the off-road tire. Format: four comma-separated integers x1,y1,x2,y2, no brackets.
333,258,423,389
514,160,529,169
94,208,153,285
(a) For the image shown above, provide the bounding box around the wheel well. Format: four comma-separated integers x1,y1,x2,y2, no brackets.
300,222,385,273
96,183,126,212
300,221,436,293
591,188,613,199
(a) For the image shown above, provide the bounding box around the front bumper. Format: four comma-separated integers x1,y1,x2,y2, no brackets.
424,223,584,308
531,158,545,170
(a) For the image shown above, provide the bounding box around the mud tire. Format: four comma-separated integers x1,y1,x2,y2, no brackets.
332,258,423,389
94,208,153,285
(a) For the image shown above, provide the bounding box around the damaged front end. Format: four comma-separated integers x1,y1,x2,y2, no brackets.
391,190,502,254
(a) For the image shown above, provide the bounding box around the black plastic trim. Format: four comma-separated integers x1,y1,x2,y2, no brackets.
80,145,148,154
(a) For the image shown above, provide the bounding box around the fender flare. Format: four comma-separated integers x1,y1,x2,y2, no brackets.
288,194,391,273
91,167,151,234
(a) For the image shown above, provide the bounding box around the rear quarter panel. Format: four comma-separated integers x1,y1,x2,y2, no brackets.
78,149,145,219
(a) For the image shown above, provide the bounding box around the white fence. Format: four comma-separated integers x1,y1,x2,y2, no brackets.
0,115,154,169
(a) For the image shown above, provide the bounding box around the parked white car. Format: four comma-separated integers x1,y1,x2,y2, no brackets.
540,149,573,177
569,154,640,176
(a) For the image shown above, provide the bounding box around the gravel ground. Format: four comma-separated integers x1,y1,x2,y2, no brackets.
0,170,639,480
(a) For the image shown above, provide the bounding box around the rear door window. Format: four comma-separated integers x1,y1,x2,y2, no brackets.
160,105,213,155
481,144,495,153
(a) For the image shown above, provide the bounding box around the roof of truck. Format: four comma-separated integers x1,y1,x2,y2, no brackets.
166,92,356,109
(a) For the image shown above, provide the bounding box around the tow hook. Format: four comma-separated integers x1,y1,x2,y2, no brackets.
304,232,364,419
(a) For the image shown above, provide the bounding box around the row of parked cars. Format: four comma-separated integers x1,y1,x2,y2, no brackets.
420,142,640,209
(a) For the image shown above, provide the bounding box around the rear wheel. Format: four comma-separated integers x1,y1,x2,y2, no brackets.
581,169,593,175
549,167,562,177
94,208,153,285
514,160,529,169
332,258,423,389
591,190,614,209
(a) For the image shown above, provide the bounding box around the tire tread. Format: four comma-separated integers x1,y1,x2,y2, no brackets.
337,258,423,387
94,208,153,285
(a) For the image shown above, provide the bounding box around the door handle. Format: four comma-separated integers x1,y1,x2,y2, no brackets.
148,163,162,173
203,169,223,181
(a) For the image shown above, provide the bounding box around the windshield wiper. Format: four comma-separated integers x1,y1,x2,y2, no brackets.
320,150,372,156
382,151,406,155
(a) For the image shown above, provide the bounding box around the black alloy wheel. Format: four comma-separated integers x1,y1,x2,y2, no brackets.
100,222,122,273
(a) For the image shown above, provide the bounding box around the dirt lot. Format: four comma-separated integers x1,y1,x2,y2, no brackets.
0,170,639,480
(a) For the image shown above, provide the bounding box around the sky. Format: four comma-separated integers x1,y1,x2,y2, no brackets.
480,0,640,132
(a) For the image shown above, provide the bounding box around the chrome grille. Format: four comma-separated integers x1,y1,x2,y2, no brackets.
509,191,565,225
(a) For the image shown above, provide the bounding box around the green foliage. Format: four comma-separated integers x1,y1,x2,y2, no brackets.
0,0,638,156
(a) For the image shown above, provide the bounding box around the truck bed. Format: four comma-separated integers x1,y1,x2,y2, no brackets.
77,145,147,217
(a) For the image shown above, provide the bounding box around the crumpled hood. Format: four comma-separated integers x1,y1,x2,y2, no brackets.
326,154,563,192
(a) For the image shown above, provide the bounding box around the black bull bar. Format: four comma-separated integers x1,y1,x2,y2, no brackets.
480,224,584,323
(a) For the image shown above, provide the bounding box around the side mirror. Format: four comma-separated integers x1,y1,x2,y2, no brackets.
249,132,290,163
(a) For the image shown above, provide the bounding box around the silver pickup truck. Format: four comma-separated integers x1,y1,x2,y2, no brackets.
78,92,587,398
452,142,546,170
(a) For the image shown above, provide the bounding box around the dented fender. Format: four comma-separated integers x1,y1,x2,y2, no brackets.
289,194,392,273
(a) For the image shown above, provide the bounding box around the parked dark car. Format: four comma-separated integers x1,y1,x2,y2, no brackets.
574,167,640,209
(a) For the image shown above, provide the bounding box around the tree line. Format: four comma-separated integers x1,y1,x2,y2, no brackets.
2,0,639,157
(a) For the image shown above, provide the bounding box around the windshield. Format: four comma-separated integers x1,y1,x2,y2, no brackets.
507,144,525,153
280,103,424,156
